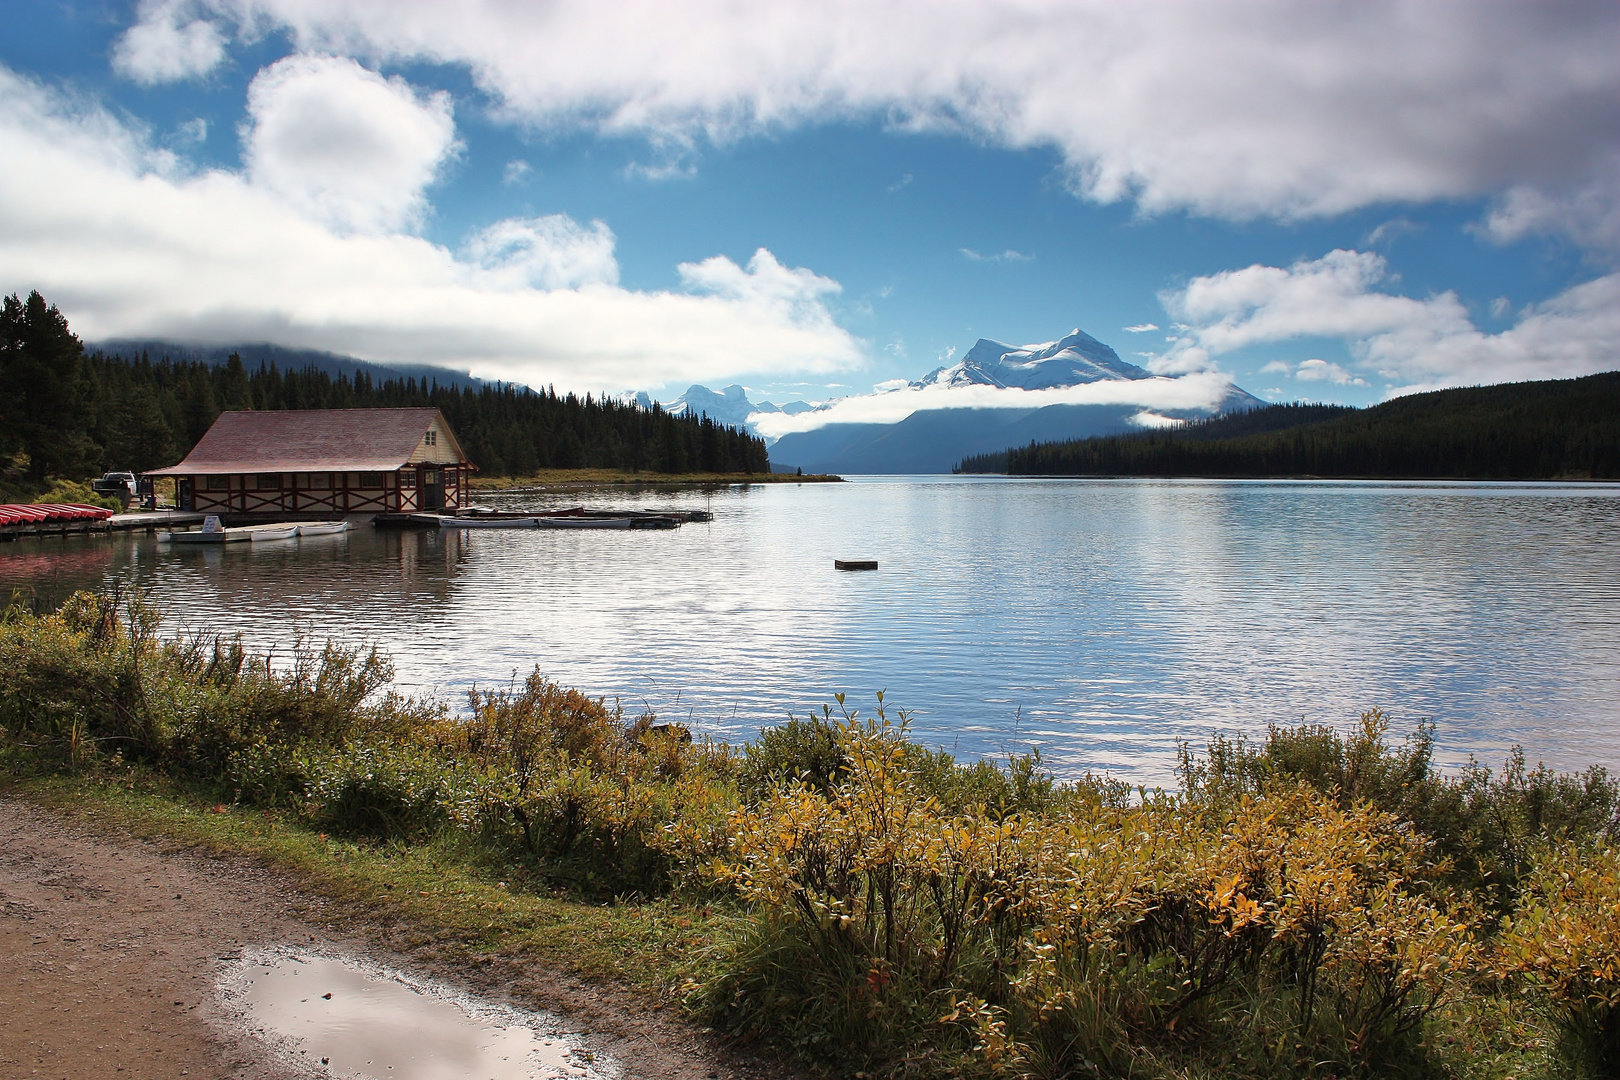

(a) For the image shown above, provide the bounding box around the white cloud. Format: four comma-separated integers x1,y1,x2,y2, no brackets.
1158,249,1620,394
1122,323,1159,333
751,372,1239,439
501,158,532,185
961,248,1033,263
1294,359,1366,386
243,55,458,234
124,1,1620,235
462,215,618,290
872,378,909,393
0,64,860,394
1480,152,1620,255
113,0,228,85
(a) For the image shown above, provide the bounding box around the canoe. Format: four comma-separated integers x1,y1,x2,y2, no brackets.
533,516,634,529
296,520,349,536
247,524,299,542
438,516,538,529
165,529,252,544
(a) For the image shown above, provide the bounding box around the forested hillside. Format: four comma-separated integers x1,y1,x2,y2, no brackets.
0,290,768,498
956,375,1620,479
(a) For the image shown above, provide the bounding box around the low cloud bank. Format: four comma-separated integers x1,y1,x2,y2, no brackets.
749,373,1239,440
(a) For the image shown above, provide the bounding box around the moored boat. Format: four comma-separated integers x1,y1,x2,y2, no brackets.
438,516,538,528
295,520,349,536
247,524,300,541
533,516,634,529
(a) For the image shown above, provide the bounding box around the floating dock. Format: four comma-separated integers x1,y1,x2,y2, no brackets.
835,559,879,571
374,506,713,530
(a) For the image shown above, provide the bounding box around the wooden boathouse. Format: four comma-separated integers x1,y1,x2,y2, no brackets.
146,408,475,520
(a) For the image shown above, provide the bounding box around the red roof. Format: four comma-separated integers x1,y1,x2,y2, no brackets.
146,408,472,475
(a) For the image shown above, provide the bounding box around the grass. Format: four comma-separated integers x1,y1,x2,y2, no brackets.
3,768,722,997
469,468,842,490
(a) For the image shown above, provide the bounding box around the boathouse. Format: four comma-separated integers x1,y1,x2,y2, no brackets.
146,408,475,519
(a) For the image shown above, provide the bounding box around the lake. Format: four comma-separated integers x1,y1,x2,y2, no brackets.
4,477,1617,784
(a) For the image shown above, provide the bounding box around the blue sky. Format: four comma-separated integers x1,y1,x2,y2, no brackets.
1,1,1617,431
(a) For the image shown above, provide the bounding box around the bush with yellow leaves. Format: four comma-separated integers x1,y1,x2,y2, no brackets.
705,708,1477,1076
1498,842,1620,1075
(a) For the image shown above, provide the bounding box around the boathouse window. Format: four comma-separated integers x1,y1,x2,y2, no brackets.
256,474,279,490
359,473,384,489
309,473,331,490
399,471,416,488
205,475,229,491
424,431,437,446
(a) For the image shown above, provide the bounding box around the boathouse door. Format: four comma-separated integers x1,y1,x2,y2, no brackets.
421,467,443,511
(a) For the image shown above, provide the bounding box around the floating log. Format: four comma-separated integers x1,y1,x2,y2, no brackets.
835,559,878,571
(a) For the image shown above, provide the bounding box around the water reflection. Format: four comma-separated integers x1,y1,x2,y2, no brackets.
224,951,606,1080
3,478,1616,784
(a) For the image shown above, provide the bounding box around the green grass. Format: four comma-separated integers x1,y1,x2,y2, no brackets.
3,769,724,997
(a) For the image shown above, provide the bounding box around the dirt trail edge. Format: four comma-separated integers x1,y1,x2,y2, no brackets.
0,796,792,1080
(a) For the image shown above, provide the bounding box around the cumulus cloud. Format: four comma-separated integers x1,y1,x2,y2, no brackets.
119,1,1620,234
0,64,860,393
462,215,618,290
113,0,228,85
750,372,1239,440
1158,249,1620,394
243,55,458,234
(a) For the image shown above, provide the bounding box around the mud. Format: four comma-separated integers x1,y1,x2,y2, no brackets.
0,796,791,1080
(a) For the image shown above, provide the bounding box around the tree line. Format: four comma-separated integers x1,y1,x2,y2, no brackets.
1,290,769,498
956,375,1620,479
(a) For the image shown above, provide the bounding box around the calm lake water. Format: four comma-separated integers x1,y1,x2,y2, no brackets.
5,477,1618,784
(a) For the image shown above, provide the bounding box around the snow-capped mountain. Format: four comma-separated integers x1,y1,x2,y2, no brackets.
640,384,822,432
914,329,1151,390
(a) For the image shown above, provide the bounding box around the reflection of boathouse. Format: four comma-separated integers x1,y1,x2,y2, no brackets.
147,408,475,520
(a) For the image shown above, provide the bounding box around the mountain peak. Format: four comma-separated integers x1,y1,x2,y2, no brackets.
914,327,1150,390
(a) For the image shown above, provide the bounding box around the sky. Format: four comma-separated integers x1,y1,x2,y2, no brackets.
1,0,1618,428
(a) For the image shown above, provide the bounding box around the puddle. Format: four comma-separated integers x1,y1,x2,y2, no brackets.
221,951,615,1080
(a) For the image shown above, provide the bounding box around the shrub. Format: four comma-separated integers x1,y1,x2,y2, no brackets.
1498,842,1620,1076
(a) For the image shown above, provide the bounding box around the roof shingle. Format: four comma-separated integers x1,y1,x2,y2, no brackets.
146,408,470,475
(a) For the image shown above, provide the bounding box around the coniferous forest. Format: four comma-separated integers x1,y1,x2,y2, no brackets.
957,374,1620,479
0,291,769,497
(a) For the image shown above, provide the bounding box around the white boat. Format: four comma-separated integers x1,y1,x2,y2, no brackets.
246,524,299,542
296,520,349,536
533,516,634,529
438,516,538,529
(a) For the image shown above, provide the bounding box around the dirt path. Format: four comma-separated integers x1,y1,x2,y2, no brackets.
0,797,788,1080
